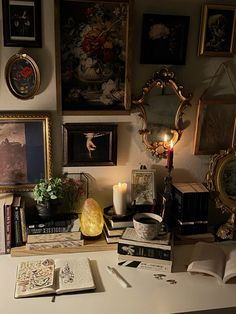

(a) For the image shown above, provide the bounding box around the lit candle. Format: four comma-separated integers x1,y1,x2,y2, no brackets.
113,182,127,216
166,140,174,171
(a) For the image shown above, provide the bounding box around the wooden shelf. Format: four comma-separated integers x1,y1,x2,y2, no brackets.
11,236,117,257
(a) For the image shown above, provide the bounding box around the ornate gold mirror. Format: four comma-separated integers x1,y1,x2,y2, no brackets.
132,68,192,158
206,148,236,239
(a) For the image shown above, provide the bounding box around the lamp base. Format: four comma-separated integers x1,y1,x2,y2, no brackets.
82,233,102,240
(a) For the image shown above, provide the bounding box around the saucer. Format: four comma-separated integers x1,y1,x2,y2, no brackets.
104,205,134,220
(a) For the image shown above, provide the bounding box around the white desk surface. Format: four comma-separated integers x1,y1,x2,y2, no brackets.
1,244,236,314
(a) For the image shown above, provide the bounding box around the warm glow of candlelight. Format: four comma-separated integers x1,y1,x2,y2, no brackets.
164,134,168,142
170,140,173,148
113,182,127,215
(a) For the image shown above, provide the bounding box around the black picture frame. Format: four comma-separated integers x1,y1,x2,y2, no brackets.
2,0,42,47
63,123,117,166
0,112,52,192
198,4,236,57
54,0,132,115
140,13,190,65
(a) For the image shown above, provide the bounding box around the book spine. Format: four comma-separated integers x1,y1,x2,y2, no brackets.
4,204,12,254
27,226,69,234
12,205,23,247
0,206,6,254
118,259,172,272
109,219,134,229
19,206,27,243
117,242,171,260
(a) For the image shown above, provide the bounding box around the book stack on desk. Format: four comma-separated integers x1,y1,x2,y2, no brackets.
117,228,173,272
103,206,134,244
26,231,84,250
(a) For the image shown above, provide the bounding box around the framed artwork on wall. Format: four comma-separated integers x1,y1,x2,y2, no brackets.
198,4,236,57
5,53,40,100
193,99,236,155
140,13,190,65
63,123,117,166
0,112,52,192
2,0,42,47
131,169,156,205
54,0,132,115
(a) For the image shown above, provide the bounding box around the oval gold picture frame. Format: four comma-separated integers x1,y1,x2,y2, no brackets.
207,148,236,214
5,53,40,100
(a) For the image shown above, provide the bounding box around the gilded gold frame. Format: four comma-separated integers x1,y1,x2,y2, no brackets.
5,53,41,100
0,112,52,192
206,148,236,214
132,68,192,159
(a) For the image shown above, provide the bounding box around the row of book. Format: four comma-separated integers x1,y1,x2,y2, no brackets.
0,193,26,254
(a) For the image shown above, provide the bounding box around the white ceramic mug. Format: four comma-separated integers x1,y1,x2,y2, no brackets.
133,212,167,240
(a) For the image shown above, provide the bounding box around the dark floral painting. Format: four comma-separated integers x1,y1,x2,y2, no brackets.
140,14,190,65
59,1,130,112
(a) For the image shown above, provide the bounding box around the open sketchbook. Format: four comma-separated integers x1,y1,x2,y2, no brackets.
187,241,236,283
15,257,95,298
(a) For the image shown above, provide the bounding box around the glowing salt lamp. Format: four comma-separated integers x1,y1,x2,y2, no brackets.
80,198,104,238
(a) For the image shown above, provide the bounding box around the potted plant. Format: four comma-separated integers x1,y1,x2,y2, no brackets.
33,177,64,218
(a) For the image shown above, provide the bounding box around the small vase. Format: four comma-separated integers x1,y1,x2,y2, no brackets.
36,202,51,219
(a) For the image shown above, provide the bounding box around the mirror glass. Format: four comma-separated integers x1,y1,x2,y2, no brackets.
132,68,192,158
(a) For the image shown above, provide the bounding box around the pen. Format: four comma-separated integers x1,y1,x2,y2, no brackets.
106,266,130,288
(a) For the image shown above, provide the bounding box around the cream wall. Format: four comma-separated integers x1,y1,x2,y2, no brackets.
0,0,235,210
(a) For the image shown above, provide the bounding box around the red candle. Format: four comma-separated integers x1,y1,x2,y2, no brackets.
166,141,174,171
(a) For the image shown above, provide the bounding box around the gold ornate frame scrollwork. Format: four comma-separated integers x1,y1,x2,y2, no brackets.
206,148,236,239
132,68,192,158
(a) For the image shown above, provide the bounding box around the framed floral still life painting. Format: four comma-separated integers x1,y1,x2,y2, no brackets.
140,14,190,65
5,53,40,100
0,112,52,192
63,123,117,166
131,169,156,205
55,0,132,115
198,4,236,57
193,98,236,155
2,0,42,47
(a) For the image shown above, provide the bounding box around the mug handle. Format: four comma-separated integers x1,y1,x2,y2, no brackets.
159,222,168,236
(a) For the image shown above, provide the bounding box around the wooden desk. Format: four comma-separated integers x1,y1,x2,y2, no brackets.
2,244,236,314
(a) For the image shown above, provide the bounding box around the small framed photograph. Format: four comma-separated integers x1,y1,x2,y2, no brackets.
131,169,156,205
193,99,236,155
2,0,42,47
0,112,52,192
198,4,236,57
140,13,190,64
5,53,40,100
63,123,117,166
55,0,132,115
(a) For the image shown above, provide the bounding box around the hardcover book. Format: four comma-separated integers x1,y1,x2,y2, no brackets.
118,255,172,272
103,228,121,244
104,218,125,236
4,194,14,253
0,193,13,254
187,242,236,283
121,228,172,245
12,196,23,247
118,241,171,260
15,257,95,298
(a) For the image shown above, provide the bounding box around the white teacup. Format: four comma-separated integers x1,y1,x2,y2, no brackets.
133,212,166,240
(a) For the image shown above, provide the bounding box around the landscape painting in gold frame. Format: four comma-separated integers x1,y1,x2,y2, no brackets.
54,0,132,115
193,98,236,155
198,4,236,57
0,112,52,192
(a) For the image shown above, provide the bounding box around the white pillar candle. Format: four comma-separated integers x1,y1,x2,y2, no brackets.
113,182,127,215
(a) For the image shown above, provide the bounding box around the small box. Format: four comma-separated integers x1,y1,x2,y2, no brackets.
172,182,209,235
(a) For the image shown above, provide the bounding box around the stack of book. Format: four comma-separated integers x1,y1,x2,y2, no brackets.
117,227,173,272
103,215,134,244
26,231,84,250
